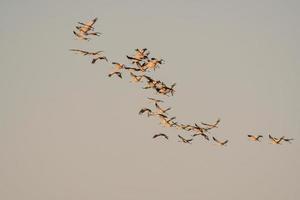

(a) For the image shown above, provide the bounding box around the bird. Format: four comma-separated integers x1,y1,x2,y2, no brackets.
69,49,103,56
192,132,210,141
77,17,98,33
147,97,164,103
142,76,162,90
84,31,102,36
153,133,168,140
178,135,193,144
138,108,153,117
143,57,164,71
155,102,171,115
75,25,94,32
247,134,263,142
201,118,221,129
155,83,176,96
73,30,90,40
269,134,285,144
91,56,108,64
158,115,176,128
192,124,209,140
177,124,194,131
192,123,205,133
126,55,143,63
108,71,122,79
69,49,89,55
111,62,125,71
124,66,146,72
129,72,144,83
126,48,149,63
212,137,228,146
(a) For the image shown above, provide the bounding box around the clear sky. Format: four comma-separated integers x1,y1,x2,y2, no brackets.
1,0,300,199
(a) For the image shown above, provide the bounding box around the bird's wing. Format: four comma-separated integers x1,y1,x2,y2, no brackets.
155,102,162,110
178,135,184,140
223,140,229,145
213,137,220,143
278,136,285,143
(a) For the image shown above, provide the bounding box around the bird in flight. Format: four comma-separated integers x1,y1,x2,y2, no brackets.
69,49,104,56
147,97,164,104
73,30,90,41
77,17,98,33
177,124,194,131
192,132,210,141
178,135,193,144
124,66,147,72
91,56,108,64
247,134,263,142
268,134,285,144
138,108,153,117
111,62,125,71
212,136,228,146
73,17,101,41
108,71,122,79
158,114,177,128
129,72,144,83
192,123,210,141
126,48,150,63
142,75,163,90
143,57,165,71
153,133,168,140
155,102,171,115
201,118,221,129
84,31,102,36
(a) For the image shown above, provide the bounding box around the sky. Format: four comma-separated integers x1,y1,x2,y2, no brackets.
0,0,300,199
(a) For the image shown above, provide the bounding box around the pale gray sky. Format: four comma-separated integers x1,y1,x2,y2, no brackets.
1,0,300,199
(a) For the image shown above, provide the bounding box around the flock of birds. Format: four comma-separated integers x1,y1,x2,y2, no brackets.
70,17,294,146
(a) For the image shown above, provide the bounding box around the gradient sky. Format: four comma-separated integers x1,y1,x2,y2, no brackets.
1,0,300,199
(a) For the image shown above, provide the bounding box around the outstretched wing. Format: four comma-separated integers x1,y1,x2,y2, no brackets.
213,137,220,143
